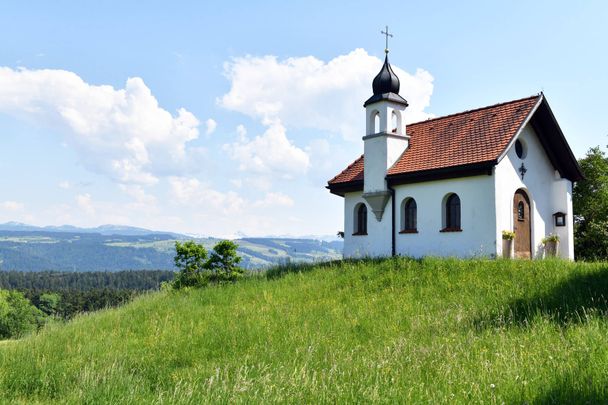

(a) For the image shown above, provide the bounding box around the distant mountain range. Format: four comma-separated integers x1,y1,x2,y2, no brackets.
0,222,185,238
0,222,340,241
0,223,343,272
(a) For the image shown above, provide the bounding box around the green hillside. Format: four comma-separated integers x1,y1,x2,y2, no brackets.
1,258,608,403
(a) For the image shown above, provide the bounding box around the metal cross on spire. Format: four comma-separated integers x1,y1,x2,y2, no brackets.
381,25,393,54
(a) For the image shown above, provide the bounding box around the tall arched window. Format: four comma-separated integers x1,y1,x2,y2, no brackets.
401,198,417,232
367,110,381,135
444,194,461,231
374,113,380,133
391,111,398,133
354,203,368,235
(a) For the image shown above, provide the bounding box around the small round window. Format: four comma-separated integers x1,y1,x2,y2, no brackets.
515,139,527,159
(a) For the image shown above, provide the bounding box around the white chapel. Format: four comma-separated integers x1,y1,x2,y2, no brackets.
327,48,583,260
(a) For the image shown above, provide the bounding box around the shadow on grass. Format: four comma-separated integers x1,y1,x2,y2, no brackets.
533,373,608,404
473,266,608,329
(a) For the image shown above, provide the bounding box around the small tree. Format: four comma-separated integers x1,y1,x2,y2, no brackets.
0,290,46,339
171,240,243,289
172,241,209,289
207,240,243,282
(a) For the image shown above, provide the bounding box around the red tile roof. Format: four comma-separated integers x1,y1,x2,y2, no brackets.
327,154,364,184
328,95,541,187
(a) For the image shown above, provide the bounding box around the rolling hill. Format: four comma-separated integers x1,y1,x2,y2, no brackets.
0,257,607,403
0,224,342,271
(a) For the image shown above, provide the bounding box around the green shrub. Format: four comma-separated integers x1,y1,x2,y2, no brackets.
0,290,46,339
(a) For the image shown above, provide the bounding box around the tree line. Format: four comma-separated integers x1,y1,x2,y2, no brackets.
573,145,608,260
0,270,175,339
0,270,174,291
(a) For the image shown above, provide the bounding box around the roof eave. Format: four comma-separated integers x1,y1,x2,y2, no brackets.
535,97,584,181
386,161,496,186
363,92,408,108
326,180,364,197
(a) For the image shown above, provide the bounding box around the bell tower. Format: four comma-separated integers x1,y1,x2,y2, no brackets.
362,27,409,221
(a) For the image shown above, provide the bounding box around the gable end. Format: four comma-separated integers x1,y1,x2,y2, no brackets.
529,98,584,182
495,95,583,182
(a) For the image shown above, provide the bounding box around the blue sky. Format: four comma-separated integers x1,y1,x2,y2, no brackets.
0,1,606,237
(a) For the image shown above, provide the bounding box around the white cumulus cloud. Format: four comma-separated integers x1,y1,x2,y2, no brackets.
254,192,294,208
236,124,247,140
0,67,201,185
119,184,157,205
1,201,24,211
223,120,310,178
205,118,217,135
169,177,295,214
169,177,245,215
219,48,434,142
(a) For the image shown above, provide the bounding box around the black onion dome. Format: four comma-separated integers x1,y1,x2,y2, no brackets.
364,55,408,107
372,55,400,95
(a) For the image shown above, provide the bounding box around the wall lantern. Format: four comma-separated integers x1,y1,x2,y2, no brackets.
554,212,566,227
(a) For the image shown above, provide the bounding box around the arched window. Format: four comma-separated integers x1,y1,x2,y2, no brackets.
443,194,461,231
374,112,380,133
354,203,368,235
401,198,417,232
391,111,398,133
367,110,381,135
517,201,525,221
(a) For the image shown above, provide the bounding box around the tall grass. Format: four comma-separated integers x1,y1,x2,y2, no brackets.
1,257,607,403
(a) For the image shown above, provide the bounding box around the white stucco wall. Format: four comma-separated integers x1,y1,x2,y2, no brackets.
343,191,393,258
394,175,497,258
363,135,390,193
494,123,574,259
363,134,408,194
343,174,497,259
551,179,574,259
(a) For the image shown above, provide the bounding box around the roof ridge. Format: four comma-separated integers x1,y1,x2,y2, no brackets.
408,94,542,127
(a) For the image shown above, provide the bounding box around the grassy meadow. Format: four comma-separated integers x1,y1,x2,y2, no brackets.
1,257,608,403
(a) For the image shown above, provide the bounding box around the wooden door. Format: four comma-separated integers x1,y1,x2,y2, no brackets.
513,190,531,258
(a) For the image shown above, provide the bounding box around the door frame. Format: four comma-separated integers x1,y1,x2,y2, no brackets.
513,188,533,259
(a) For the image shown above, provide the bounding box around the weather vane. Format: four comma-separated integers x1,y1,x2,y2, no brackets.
381,25,393,54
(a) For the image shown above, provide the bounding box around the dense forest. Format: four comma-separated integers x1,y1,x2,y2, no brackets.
22,289,137,320
0,270,176,338
0,270,174,291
